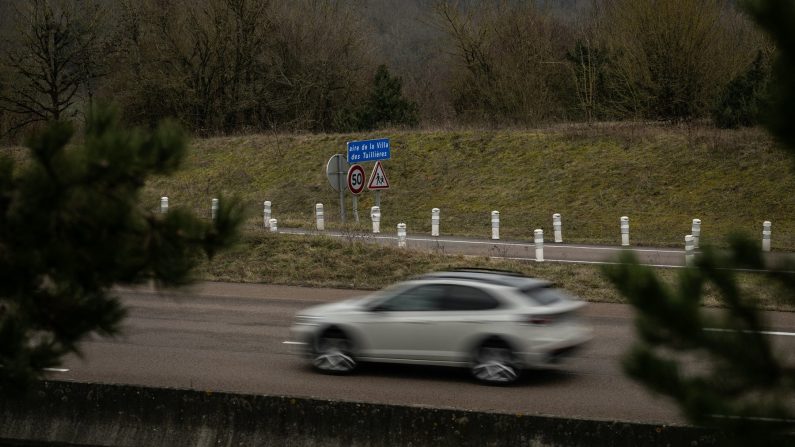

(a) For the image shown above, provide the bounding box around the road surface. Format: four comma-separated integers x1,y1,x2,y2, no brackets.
280,228,793,268
52,282,795,425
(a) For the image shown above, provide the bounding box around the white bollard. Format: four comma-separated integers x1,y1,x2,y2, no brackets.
534,229,544,262
397,223,406,248
211,198,219,221
371,206,381,234
763,221,772,252
269,218,278,233
691,218,701,249
491,211,500,240
263,201,272,227
431,208,440,237
685,235,694,265
160,196,169,214
552,213,563,243
620,216,630,246
315,203,324,231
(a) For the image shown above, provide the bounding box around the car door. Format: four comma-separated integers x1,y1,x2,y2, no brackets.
356,283,447,361
434,284,503,361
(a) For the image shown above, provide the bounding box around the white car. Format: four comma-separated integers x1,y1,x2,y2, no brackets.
289,269,592,384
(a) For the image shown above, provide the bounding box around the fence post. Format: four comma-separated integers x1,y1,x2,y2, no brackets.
263,201,272,228
763,221,772,252
269,218,278,233
211,198,219,221
620,216,630,246
397,223,406,248
431,208,440,237
691,218,701,248
685,235,694,265
491,211,500,240
371,206,381,234
534,229,544,262
552,213,562,243
160,197,169,214
316,203,324,231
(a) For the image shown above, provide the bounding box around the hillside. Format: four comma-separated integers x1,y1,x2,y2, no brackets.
143,124,795,250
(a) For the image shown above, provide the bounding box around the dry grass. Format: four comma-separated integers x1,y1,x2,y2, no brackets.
196,231,794,311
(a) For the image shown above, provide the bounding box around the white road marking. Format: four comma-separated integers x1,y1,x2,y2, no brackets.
42,368,70,373
705,328,795,337
280,229,683,253
282,341,306,345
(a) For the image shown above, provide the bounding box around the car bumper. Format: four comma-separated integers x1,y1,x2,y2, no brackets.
514,328,592,369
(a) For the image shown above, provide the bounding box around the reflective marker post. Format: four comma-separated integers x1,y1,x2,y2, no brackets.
534,229,544,262
691,219,701,249
620,216,630,246
263,201,271,228
432,208,440,237
211,198,219,221
160,197,168,214
269,218,278,233
397,223,406,248
371,206,381,234
553,213,562,243
685,235,694,265
763,221,772,252
316,203,324,231
491,211,500,240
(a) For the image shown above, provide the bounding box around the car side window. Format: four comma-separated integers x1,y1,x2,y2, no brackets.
377,284,446,311
441,285,500,311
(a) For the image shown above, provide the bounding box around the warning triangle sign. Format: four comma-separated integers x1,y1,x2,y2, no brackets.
367,161,390,190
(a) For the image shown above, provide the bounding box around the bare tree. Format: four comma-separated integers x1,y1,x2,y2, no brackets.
435,0,575,125
0,0,107,132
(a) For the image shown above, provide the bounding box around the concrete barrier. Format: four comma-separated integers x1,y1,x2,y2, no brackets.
0,381,734,447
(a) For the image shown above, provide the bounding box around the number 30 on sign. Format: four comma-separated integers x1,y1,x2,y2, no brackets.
347,164,366,195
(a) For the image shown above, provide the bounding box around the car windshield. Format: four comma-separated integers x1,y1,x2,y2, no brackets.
520,285,571,305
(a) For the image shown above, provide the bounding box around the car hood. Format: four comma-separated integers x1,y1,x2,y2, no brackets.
298,297,369,317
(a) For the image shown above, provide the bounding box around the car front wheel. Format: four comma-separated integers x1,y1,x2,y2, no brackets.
471,342,519,385
312,330,357,374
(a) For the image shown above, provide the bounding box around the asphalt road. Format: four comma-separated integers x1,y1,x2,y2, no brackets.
53,282,795,425
280,228,793,268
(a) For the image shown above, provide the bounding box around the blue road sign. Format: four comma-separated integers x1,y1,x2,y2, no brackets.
347,138,390,163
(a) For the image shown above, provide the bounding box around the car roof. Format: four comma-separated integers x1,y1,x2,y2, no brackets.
415,269,552,290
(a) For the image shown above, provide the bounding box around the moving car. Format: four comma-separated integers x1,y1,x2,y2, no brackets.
288,269,591,384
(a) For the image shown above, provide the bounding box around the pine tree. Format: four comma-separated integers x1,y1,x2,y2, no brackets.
357,65,419,130
0,107,243,396
605,1,795,444
713,51,771,129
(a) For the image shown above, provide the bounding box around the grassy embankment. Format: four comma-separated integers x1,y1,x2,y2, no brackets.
145,124,795,248
136,124,794,309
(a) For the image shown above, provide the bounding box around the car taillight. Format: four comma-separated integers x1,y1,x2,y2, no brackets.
525,315,554,325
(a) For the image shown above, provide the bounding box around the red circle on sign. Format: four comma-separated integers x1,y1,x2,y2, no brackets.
347,165,366,195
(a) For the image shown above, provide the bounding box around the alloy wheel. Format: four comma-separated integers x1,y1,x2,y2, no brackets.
472,345,518,384
313,335,356,373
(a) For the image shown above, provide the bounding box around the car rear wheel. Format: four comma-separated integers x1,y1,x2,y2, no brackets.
471,342,519,385
313,330,357,374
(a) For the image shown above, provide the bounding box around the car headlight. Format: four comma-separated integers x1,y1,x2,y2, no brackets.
294,314,323,326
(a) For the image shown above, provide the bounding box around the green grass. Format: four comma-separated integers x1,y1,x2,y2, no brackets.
142,123,795,250
196,231,793,311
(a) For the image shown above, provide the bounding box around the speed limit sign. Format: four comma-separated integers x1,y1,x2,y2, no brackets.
347,164,366,195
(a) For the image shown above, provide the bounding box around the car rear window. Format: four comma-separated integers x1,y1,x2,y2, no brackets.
441,285,500,311
520,285,571,305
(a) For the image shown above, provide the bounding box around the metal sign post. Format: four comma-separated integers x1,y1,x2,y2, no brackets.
326,154,349,224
